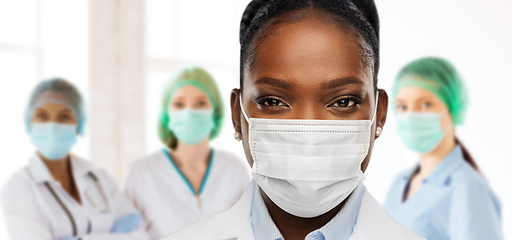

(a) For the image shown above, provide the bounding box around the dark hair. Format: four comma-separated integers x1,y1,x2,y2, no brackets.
239,0,380,89
455,137,481,173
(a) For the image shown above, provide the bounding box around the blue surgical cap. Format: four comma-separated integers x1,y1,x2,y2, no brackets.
25,78,86,135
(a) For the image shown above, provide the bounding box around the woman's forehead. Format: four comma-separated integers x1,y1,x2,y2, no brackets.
396,87,440,102
35,102,72,112
172,85,208,98
247,16,372,90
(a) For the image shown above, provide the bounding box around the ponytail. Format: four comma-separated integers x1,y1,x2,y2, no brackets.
455,137,481,174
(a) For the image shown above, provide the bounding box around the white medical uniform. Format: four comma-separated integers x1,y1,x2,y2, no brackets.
162,181,425,240
1,154,148,240
124,149,251,240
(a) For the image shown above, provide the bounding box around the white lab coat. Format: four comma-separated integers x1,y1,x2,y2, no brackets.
1,154,149,240
124,149,251,240
162,181,425,240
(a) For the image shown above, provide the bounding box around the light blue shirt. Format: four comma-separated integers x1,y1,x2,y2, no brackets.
251,183,364,240
384,145,503,240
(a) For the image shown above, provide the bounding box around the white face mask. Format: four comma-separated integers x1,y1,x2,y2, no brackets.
240,93,378,218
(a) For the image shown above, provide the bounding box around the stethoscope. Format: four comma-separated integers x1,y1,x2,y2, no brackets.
44,172,109,236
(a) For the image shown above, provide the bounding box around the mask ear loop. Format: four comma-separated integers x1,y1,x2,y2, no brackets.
239,94,258,171
239,94,250,122
359,91,380,178
370,91,380,125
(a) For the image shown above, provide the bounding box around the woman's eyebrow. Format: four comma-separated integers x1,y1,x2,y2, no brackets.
254,77,293,89
59,109,73,114
322,77,364,89
195,95,209,100
171,96,185,100
414,96,433,102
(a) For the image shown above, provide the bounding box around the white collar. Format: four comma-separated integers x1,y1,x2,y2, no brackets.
28,153,95,184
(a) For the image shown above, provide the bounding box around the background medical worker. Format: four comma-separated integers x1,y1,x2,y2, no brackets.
124,67,251,239
1,78,148,240
383,57,503,240
164,0,423,239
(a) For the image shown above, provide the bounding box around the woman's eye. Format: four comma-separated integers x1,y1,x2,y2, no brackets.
173,102,184,108
256,97,289,109
421,102,431,109
264,99,284,107
197,101,207,107
60,114,71,121
267,99,281,106
331,99,355,108
330,97,361,109
36,113,47,119
396,104,407,112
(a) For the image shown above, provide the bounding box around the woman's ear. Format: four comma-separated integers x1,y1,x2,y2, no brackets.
376,89,389,139
231,88,242,134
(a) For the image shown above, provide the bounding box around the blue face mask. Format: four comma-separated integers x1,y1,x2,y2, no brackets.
396,112,445,154
168,108,214,145
29,123,78,160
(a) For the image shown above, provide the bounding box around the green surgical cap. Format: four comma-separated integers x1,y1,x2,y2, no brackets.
159,67,224,149
393,57,468,125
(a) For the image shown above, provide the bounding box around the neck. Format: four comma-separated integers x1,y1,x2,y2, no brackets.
262,189,344,240
37,152,70,182
171,138,211,167
418,133,457,178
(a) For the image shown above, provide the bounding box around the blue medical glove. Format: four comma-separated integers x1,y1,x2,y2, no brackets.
110,212,143,234
60,237,79,240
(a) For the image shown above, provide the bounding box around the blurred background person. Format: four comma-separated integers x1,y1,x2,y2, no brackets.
124,67,251,239
1,79,148,240
383,57,503,240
